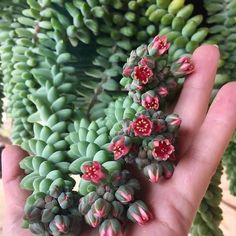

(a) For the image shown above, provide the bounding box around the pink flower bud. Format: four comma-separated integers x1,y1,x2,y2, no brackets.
99,219,123,236
157,86,169,97
49,215,70,234
85,209,102,228
127,201,152,225
122,65,133,77
173,56,194,76
115,185,134,204
92,198,111,218
165,114,181,132
152,139,175,161
111,201,124,219
143,163,163,183
161,161,175,179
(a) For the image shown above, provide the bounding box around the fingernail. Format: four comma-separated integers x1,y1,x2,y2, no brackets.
213,44,219,48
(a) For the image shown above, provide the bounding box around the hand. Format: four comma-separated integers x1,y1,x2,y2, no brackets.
2,45,236,236
2,145,32,236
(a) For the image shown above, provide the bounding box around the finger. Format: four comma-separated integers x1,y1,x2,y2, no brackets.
174,82,236,209
2,145,29,211
174,45,220,155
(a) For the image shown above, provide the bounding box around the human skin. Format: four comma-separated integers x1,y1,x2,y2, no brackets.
2,45,236,236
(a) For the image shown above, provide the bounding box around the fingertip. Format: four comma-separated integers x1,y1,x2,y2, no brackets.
2,145,28,161
210,82,236,128
217,81,236,99
193,44,220,62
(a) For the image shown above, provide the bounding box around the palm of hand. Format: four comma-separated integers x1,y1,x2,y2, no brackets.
2,45,236,236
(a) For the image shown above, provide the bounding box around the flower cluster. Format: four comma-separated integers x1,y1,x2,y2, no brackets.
75,35,195,235
109,111,181,183
109,35,195,184
120,35,194,110
24,186,82,235
79,168,152,234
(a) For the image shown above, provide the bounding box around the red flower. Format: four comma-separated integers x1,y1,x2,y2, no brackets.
133,65,153,85
142,94,159,110
152,35,170,56
152,139,175,160
109,137,131,160
82,161,105,184
132,115,153,137
176,56,194,75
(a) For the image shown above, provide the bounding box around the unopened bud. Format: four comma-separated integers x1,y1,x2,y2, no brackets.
58,192,74,209
79,192,99,215
115,185,134,204
29,222,45,234
135,157,150,169
49,186,62,198
103,192,115,202
172,56,194,77
99,219,123,236
41,208,55,223
127,179,140,191
92,198,111,218
85,209,102,228
160,161,175,179
136,44,148,58
24,207,42,223
157,86,169,97
49,215,70,234
34,198,45,208
111,201,124,219
127,201,152,225
165,114,181,132
143,163,163,183
127,50,138,66
122,65,133,77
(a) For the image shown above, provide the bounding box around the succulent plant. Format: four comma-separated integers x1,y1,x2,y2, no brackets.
1,0,236,236
24,186,83,236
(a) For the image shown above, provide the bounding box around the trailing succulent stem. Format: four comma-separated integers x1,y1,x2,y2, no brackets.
192,163,223,236
223,133,236,195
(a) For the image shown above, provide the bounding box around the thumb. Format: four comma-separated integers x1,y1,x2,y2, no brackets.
2,145,29,207
2,145,32,236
